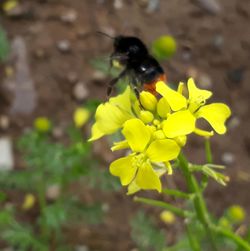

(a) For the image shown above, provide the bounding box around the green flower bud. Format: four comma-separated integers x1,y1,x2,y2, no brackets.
34,117,51,133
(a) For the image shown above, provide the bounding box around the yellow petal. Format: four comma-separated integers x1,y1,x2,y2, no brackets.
139,91,157,111
187,78,212,102
122,119,151,152
73,108,90,128
22,194,36,211
127,180,141,195
111,140,129,151
156,81,187,111
177,82,184,94
196,103,231,134
135,162,162,192
164,161,173,175
88,123,104,141
163,110,196,138
146,139,180,162
110,156,137,186
109,86,132,113
95,103,132,134
157,97,171,118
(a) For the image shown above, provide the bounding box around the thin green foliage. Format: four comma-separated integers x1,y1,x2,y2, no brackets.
0,122,110,250
0,26,10,61
131,211,166,251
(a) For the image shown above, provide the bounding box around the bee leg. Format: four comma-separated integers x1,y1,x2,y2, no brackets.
131,78,144,110
107,69,127,96
108,52,115,73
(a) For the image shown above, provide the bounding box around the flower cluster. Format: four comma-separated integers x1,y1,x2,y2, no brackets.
89,78,231,194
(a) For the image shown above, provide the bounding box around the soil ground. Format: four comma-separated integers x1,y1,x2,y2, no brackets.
0,0,250,250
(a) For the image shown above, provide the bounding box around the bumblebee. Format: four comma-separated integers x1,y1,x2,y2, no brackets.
99,33,166,97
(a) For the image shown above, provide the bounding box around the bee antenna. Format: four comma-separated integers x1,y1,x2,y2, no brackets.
96,31,115,39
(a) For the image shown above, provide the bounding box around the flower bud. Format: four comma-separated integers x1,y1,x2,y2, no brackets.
139,110,154,124
74,108,90,128
227,205,246,223
160,210,176,224
139,91,157,111
157,97,170,118
153,130,165,140
34,117,51,133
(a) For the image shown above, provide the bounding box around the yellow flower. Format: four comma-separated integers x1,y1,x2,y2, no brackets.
22,193,35,211
160,210,176,224
156,78,231,135
73,107,90,128
89,87,133,141
110,119,180,193
34,117,51,133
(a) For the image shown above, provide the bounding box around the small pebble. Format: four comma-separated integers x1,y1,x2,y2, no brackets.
57,40,71,53
212,34,224,50
73,82,89,101
46,184,61,200
0,137,14,171
67,72,78,84
52,127,64,139
196,0,221,15
227,67,245,86
61,10,78,24
92,70,106,82
34,48,46,59
146,0,160,13
228,116,240,130
221,152,235,165
102,203,110,212
0,115,10,130
75,245,89,251
114,0,123,9
182,46,192,62
198,73,213,89
2,247,14,251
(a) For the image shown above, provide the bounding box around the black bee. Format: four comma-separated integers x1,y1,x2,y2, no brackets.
98,32,166,98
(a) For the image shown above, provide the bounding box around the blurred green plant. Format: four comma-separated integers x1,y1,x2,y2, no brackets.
0,113,118,250
131,211,166,251
151,35,177,61
0,25,10,62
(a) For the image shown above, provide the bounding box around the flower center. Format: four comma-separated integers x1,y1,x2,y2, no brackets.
132,153,148,169
189,95,206,113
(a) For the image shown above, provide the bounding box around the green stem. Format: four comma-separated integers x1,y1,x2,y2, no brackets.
186,220,201,251
201,139,213,190
205,139,213,164
178,153,218,251
134,196,191,218
212,225,250,251
162,188,192,199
